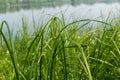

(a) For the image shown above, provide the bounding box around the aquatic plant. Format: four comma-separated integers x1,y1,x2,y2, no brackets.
0,16,120,80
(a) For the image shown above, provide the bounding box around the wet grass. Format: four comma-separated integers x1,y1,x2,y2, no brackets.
0,16,120,80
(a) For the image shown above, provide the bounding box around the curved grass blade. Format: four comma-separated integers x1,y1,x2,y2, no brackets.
89,57,116,68
56,19,113,40
0,21,19,80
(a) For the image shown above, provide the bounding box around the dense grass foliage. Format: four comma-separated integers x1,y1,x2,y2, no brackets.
0,16,120,80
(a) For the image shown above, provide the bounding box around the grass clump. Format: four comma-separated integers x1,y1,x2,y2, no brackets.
0,16,120,80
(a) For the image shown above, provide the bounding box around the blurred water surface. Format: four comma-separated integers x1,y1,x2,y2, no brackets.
0,0,120,34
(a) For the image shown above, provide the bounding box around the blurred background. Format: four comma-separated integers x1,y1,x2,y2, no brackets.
0,0,120,13
0,0,120,33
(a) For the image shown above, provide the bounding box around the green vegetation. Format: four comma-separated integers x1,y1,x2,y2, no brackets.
0,15,120,80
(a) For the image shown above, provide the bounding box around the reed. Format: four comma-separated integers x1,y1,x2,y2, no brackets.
0,16,120,80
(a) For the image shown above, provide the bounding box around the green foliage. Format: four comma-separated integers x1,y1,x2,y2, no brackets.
0,16,120,80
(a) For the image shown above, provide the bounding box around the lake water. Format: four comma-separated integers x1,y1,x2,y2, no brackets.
0,0,120,34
